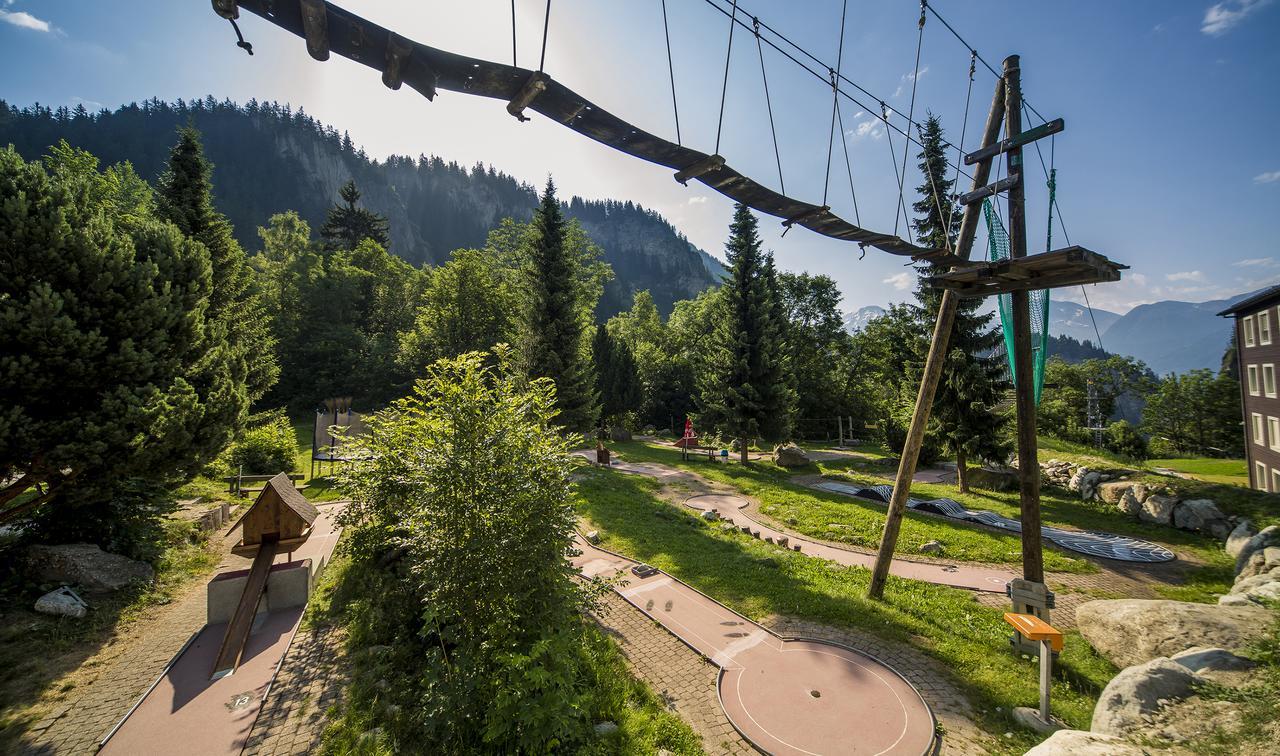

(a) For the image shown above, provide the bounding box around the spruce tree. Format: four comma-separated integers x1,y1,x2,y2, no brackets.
156,126,276,458
320,179,390,251
593,323,639,426
910,113,1009,490
701,203,793,462
524,178,598,431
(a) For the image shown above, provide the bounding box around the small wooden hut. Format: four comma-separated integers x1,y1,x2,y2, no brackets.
228,472,318,557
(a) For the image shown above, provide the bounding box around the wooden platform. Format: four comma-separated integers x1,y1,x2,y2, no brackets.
926,246,1126,297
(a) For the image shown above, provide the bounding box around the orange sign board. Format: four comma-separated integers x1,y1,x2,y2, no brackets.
1003,612,1064,652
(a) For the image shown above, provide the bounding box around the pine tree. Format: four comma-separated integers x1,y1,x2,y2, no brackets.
910,113,1009,491
593,323,639,426
701,204,794,462
524,178,598,431
156,126,277,456
320,179,390,251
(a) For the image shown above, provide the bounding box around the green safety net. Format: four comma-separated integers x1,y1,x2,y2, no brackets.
983,198,1049,403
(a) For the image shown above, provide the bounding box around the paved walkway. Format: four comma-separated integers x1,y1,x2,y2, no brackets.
573,536,938,756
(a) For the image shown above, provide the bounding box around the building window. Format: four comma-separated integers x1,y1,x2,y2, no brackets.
1271,417,1280,451
1249,364,1261,396
1267,364,1278,398
1258,461,1270,492
1262,311,1274,346
1244,315,1256,347
1254,413,1266,446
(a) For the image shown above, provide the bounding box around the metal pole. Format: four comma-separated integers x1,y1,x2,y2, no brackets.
1003,54,1045,583
867,75,1007,599
1038,639,1051,722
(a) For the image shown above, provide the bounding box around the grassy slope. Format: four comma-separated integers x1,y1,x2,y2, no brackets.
573,467,1115,753
1146,457,1249,486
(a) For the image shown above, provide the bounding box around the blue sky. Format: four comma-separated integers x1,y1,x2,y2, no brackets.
2,0,1278,315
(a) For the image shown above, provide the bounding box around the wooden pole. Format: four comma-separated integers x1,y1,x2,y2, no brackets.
867,76,1007,599
1002,54,1044,582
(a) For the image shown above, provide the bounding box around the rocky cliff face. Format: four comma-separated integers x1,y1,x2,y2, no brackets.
0,97,723,316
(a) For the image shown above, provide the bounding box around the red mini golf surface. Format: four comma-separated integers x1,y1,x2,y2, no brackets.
572,537,937,755
685,493,1014,593
100,503,344,756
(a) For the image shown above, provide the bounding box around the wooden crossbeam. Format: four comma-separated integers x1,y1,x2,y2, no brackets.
299,0,329,61
964,118,1064,165
958,174,1019,206
926,246,1126,297
507,72,549,122
673,154,725,185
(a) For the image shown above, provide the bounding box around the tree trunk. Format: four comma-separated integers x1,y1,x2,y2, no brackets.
956,449,969,493
740,438,749,464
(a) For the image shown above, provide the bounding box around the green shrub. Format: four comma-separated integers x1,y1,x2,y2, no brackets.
1104,420,1148,460
223,410,297,475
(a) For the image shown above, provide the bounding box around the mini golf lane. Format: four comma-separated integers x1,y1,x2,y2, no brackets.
573,536,937,755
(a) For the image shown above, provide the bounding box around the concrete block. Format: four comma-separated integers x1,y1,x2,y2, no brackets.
207,559,313,625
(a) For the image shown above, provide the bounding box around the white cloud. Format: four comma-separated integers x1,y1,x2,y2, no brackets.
1234,257,1278,267
1254,170,1280,184
847,118,883,141
0,8,52,32
1166,270,1205,282
883,272,912,291
1201,0,1272,35
686,196,708,205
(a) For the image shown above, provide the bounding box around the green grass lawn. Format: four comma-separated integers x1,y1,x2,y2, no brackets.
573,466,1116,753
176,416,345,504
1146,457,1250,486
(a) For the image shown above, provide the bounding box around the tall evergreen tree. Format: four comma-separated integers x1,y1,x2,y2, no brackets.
593,323,639,426
701,204,794,462
524,178,598,431
320,179,390,251
155,126,276,455
910,113,1009,490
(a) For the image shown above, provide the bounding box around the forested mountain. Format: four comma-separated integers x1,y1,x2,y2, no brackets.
0,97,721,316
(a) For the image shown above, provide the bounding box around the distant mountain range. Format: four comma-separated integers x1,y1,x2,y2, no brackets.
0,98,723,316
843,290,1258,376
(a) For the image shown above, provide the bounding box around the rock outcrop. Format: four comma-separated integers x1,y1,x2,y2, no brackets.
26,543,154,594
1023,728,1151,755
773,444,812,468
1075,599,1271,668
1090,657,1200,736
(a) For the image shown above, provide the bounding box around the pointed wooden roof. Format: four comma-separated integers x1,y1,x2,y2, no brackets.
264,471,319,524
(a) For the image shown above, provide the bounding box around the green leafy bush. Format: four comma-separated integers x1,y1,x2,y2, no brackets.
1104,420,1148,461
222,410,297,475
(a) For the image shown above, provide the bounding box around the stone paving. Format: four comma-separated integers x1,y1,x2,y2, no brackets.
242,622,348,756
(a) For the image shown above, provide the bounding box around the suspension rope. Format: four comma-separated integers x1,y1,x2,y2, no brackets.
895,1,926,239
714,0,739,155
661,0,682,145
949,50,976,202
823,0,850,207
511,0,517,67
538,0,552,72
229,18,253,55
833,95,861,224
881,102,914,244
918,122,953,256
753,17,784,192
696,0,977,185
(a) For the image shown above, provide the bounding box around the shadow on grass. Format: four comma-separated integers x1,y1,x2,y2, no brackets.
575,467,1114,742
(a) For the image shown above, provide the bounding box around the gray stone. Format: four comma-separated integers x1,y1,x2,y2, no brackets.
1139,494,1177,526
1023,729,1151,756
33,587,88,619
1076,599,1272,668
1172,498,1228,535
1225,519,1256,558
1171,646,1256,674
608,426,632,442
1242,581,1280,604
593,721,619,736
1097,481,1133,505
25,543,154,594
1235,526,1280,574
919,540,945,554
719,523,737,533
1067,466,1092,492
1091,657,1199,736
1218,593,1253,607
1118,489,1143,517
1264,546,1280,569
1079,471,1103,500
1236,551,1269,581
773,444,812,468
700,509,719,521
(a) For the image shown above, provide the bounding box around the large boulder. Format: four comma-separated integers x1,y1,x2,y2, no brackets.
773,444,811,468
26,543,154,594
1118,489,1143,517
1096,480,1133,505
964,465,1018,492
1225,519,1256,558
1235,550,1270,581
1234,525,1280,574
1023,729,1150,755
1138,494,1177,526
1091,657,1200,737
1171,646,1255,674
34,587,88,619
1076,599,1272,668
1172,498,1229,538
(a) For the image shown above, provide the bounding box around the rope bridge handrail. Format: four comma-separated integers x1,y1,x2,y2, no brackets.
218,0,965,267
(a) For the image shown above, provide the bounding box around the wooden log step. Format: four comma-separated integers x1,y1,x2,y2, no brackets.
958,175,1019,206
964,119,1064,165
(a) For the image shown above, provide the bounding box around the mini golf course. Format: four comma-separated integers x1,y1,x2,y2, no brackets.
571,534,938,755
812,481,1176,563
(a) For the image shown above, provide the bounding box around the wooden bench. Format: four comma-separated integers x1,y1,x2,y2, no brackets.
223,472,306,498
